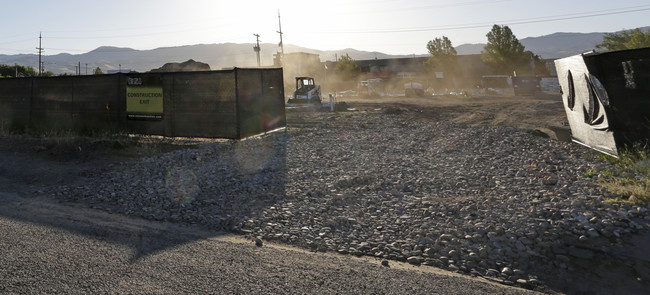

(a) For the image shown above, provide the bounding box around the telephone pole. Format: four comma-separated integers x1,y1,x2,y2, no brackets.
36,32,44,76
253,34,261,67
276,10,284,66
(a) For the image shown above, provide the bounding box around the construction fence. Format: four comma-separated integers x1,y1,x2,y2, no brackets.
0,68,286,139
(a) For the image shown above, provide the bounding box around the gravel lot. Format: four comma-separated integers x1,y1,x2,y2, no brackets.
2,97,649,294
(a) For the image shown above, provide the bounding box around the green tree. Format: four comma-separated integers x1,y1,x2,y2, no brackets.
0,64,15,77
94,67,104,75
596,28,650,52
335,53,359,81
481,25,529,75
527,51,550,76
0,64,38,77
424,36,458,76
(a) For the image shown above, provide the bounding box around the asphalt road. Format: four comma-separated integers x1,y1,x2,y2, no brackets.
0,192,541,294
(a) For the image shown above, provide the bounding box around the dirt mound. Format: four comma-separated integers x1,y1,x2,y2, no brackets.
150,59,211,72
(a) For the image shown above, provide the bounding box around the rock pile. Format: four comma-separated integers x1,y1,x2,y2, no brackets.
51,110,649,289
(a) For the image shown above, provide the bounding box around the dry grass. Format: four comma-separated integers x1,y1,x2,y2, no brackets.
587,146,650,205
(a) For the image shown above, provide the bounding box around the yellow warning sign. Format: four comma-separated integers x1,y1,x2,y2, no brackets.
126,86,163,118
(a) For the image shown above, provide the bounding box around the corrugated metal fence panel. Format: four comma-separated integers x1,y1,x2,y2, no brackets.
32,77,74,130
0,78,31,130
168,71,238,138
72,75,123,132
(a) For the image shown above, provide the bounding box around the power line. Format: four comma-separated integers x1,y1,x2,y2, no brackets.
2,4,649,56
314,5,650,34
42,22,242,41
45,47,93,52
0,37,39,46
333,0,512,15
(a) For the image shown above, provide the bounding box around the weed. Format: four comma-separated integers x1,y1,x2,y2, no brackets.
591,145,650,205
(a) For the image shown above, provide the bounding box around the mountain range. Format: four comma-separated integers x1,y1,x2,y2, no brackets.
1,28,646,75
454,31,610,57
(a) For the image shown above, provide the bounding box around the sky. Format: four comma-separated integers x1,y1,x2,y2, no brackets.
1,0,649,59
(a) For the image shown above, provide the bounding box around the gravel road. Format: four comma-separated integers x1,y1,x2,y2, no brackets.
0,192,537,294
2,100,649,294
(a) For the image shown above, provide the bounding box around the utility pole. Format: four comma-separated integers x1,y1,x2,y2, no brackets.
36,32,44,76
253,34,261,67
276,10,284,66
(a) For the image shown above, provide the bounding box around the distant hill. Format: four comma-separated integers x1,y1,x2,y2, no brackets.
455,44,486,56
1,27,647,74
456,26,650,59
0,43,423,75
520,32,606,58
149,59,211,72
456,32,606,58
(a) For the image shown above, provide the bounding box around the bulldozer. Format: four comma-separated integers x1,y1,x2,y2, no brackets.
287,77,322,105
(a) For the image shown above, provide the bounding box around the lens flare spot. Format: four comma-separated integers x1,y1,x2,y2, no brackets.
234,141,272,174
165,167,199,204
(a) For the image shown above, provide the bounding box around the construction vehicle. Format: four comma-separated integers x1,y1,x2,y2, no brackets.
358,80,370,97
286,76,348,111
358,78,385,97
512,76,541,96
404,81,424,97
287,77,322,105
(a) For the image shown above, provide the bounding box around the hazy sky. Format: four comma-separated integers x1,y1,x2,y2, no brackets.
1,0,648,59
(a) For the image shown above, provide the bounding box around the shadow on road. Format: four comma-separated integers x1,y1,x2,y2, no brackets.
0,132,290,262
0,191,226,262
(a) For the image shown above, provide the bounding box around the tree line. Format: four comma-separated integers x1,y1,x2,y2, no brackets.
333,25,650,83
0,64,41,78
0,64,103,78
425,25,650,78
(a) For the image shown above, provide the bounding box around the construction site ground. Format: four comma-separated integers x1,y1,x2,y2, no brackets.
1,92,648,294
